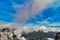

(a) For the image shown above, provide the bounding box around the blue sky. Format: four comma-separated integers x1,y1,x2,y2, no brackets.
0,0,60,27
0,0,16,22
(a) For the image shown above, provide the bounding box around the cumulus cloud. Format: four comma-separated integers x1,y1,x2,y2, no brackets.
13,0,53,24
2,23,60,33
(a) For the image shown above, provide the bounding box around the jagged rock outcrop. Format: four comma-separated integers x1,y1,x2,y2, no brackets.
0,27,18,40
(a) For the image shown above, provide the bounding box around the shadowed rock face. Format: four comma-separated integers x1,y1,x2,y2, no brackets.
21,31,57,40
55,32,60,40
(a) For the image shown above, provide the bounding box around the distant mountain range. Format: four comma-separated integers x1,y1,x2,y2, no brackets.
21,31,57,40
0,24,60,40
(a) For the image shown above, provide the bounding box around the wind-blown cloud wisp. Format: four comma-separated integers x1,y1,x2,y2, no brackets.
12,0,53,24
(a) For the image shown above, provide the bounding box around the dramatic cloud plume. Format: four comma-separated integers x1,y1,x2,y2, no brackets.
13,0,53,24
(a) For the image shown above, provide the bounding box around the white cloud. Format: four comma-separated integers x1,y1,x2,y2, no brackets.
48,23,60,26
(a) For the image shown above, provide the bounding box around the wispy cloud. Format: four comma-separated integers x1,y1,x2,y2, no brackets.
13,0,53,24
